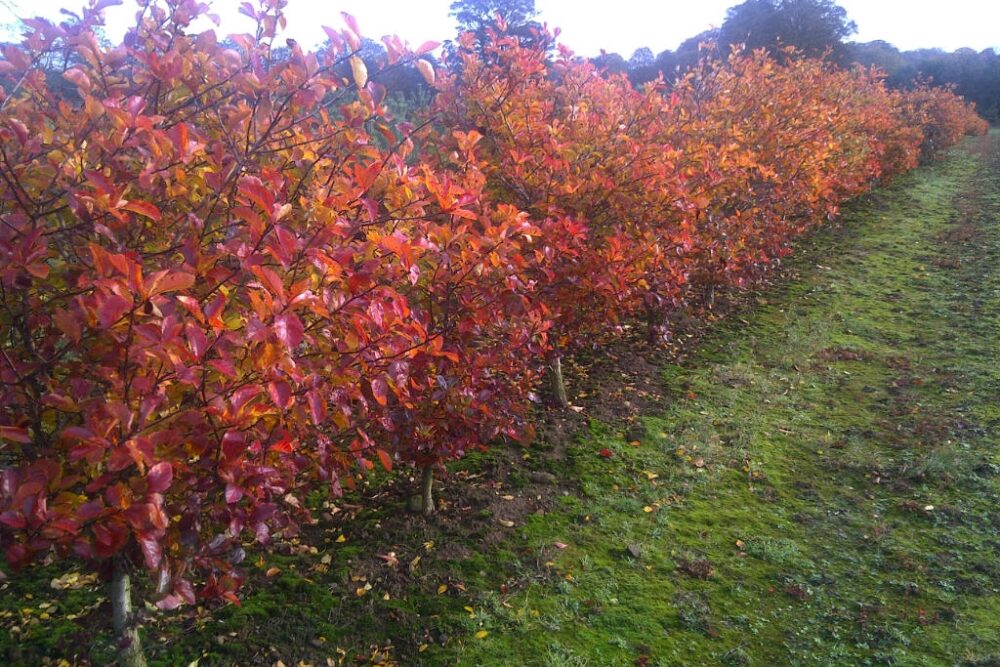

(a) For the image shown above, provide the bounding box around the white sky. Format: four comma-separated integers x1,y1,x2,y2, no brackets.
3,0,998,56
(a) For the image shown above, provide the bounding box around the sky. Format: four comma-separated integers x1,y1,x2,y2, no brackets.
2,0,998,56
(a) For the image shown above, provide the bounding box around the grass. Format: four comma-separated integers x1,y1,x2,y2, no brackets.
3,132,1000,666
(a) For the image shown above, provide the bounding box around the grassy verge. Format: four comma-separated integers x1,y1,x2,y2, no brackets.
3,133,1000,666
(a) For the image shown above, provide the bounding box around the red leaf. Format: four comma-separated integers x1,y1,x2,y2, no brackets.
185,321,208,359
0,426,30,444
598,448,614,458
269,437,294,454
120,200,162,221
52,308,81,344
273,312,303,348
208,358,237,378
147,270,195,297
238,178,274,213
0,511,26,529
61,426,94,440
146,462,173,494
341,11,360,36
251,265,286,302
415,40,440,55
96,293,131,329
306,389,326,425
268,380,292,409
63,68,91,90
371,377,388,407
225,483,243,504
138,535,162,570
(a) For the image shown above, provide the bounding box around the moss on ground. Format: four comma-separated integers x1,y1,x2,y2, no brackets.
3,133,1000,666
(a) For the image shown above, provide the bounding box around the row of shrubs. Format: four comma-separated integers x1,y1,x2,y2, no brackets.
0,0,987,631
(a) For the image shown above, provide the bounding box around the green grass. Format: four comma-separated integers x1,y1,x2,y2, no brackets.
4,132,1000,666
431,132,1000,666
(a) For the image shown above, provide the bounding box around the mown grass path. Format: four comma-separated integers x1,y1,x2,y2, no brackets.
3,134,999,667
446,132,1000,666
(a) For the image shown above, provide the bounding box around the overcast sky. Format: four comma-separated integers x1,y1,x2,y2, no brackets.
4,0,998,56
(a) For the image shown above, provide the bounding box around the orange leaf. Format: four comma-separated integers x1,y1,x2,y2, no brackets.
120,200,162,221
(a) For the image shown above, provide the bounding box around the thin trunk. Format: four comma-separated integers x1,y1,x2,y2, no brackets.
421,464,435,516
549,354,569,409
645,304,661,344
112,556,148,667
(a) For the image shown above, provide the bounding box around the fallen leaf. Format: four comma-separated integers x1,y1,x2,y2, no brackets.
437,583,448,594
693,457,705,468
376,552,398,567
265,567,281,578
474,630,489,639
553,541,568,549
598,448,614,458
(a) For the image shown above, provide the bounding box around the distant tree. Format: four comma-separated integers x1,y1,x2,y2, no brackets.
591,50,628,75
674,29,719,73
447,0,546,58
449,0,537,33
719,0,856,61
845,41,1000,122
629,47,654,69
848,40,917,86
653,49,678,78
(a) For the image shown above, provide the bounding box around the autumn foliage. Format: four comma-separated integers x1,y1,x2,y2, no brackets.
0,0,987,630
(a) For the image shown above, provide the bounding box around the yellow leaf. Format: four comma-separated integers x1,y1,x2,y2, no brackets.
416,59,435,85
437,584,448,594
643,506,654,513
474,630,489,639
336,534,346,543
349,56,368,88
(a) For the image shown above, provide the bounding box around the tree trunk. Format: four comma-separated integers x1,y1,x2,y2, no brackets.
645,304,662,345
421,464,435,516
549,354,570,409
112,556,148,667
